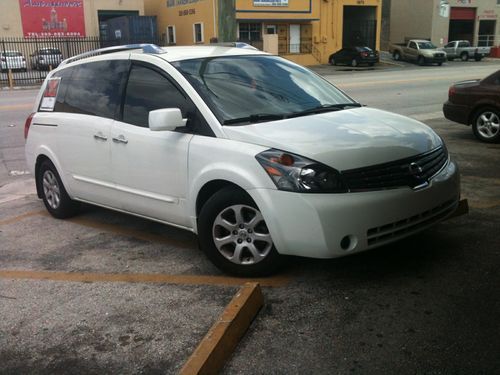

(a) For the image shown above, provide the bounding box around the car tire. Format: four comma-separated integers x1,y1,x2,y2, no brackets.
198,186,281,276
368,62,374,67
460,52,469,62
474,56,482,62
38,160,79,219
472,107,500,143
418,56,425,66
437,62,443,66
351,58,358,67
329,57,336,66
393,52,401,61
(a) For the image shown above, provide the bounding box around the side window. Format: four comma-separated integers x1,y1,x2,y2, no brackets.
458,41,468,48
63,60,129,119
445,42,454,48
409,42,417,49
123,64,190,128
52,67,74,112
122,64,214,136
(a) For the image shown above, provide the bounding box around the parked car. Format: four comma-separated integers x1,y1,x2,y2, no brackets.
442,40,490,62
443,70,500,143
0,51,27,72
30,48,63,70
25,44,460,276
328,47,379,67
389,40,447,66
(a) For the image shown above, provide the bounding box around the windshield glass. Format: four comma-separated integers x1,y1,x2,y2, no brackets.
417,42,437,49
172,55,355,125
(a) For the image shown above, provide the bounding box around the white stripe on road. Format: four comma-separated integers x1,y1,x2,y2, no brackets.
409,111,444,121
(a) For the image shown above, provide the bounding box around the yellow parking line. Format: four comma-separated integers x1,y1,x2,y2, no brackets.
0,269,291,287
0,103,33,111
0,210,45,226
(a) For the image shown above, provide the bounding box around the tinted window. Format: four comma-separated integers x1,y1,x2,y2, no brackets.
409,42,417,49
458,41,469,48
52,67,74,112
61,60,129,119
123,64,189,128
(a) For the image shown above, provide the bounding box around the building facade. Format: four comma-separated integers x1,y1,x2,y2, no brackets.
146,0,382,65
384,0,500,47
0,0,145,39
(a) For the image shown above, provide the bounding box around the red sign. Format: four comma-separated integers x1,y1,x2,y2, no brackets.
19,0,86,37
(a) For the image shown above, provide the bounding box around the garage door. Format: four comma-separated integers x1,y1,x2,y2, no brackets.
450,7,476,20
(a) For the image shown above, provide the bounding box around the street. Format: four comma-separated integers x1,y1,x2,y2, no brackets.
1,61,500,373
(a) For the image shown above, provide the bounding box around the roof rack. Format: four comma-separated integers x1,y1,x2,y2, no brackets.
60,44,163,66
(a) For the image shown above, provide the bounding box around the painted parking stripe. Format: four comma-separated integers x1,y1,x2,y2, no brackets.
180,282,264,374
0,270,290,287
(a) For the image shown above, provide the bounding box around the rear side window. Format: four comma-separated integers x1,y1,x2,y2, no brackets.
122,64,189,128
59,60,129,119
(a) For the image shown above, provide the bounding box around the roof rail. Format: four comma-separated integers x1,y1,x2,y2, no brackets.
210,42,259,50
60,44,163,66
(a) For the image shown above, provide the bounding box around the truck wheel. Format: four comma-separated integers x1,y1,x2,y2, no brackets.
393,52,401,61
350,58,358,67
474,56,482,62
329,57,336,66
472,107,500,143
418,56,425,66
460,52,469,61
437,62,443,66
198,186,281,276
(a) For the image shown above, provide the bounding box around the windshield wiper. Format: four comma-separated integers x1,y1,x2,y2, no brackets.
223,113,285,125
286,103,362,119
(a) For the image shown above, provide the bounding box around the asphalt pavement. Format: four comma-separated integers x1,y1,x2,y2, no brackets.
1,60,499,373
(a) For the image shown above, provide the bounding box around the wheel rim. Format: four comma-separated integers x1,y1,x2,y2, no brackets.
352,59,357,67
212,204,273,266
476,111,500,139
42,170,61,209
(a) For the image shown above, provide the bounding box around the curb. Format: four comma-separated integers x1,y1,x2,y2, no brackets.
180,282,264,374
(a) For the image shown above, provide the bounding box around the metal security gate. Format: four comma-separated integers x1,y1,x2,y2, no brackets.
0,36,164,88
342,6,377,50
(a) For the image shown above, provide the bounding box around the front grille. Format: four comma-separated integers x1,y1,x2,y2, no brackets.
435,53,445,58
342,146,448,192
366,199,457,246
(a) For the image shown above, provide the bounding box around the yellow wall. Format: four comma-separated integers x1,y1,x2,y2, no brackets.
146,0,217,45
147,0,382,65
237,0,318,20
0,0,144,37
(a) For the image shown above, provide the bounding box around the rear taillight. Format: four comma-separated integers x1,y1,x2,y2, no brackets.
361,52,369,57
24,112,35,139
448,86,456,99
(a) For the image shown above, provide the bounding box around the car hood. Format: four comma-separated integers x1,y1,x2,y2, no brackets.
222,107,442,171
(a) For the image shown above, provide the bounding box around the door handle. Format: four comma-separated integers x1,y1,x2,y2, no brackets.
112,135,128,144
93,133,108,141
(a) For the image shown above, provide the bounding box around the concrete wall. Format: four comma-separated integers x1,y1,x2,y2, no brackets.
389,0,434,44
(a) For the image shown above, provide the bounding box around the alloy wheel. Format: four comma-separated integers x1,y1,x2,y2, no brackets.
42,170,61,209
476,111,500,139
212,204,273,265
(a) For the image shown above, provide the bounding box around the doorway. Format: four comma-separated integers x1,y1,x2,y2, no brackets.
289,24,300,53
342,6,377,49
449,7,476,43
478,20,496,46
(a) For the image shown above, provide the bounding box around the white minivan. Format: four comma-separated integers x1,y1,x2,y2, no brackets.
25,44,460,276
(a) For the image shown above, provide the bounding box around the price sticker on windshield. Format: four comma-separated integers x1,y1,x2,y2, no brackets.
40,77,61,111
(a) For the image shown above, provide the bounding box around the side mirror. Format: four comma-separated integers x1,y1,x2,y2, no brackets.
149,108,186,132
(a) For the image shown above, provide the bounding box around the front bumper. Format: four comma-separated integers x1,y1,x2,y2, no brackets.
248,159,460,259
425,55,447,63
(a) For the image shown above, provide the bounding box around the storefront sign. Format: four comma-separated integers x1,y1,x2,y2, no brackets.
478,10,497,20
179,8,196,16
253,0,288,7
18,0,85,37
167,0,203,8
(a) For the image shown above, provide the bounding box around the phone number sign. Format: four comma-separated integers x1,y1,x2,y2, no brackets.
19,0,86,37
253,0,288,6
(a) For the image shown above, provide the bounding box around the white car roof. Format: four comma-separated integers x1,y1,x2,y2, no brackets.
152,45,267,62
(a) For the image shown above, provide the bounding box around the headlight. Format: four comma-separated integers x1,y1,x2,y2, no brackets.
255,149,347,193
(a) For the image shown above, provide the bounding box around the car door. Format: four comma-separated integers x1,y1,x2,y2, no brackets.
443,42,455,57
53,59,129,207
336,48,348,64
111,60,201,227
407,42,419,61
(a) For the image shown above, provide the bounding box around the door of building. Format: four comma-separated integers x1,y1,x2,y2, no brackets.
289,24,300,53
449,7,476,43
478,20,496,46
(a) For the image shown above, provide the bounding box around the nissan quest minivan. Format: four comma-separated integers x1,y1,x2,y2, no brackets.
25,44,461,276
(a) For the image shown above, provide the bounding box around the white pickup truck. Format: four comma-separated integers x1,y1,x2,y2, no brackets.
441,40,490,61
389,39,447,66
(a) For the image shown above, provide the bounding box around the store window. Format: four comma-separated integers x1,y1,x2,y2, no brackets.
239,23,262,41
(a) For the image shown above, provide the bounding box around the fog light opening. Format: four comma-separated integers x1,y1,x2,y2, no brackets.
340,235,358,251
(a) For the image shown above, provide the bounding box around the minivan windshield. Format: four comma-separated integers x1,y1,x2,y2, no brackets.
172,55,357,125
